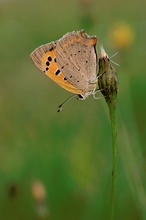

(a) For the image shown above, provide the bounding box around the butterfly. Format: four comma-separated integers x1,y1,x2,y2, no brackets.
30,30,99,110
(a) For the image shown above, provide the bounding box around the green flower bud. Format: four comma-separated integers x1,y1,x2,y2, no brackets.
98,47,119,103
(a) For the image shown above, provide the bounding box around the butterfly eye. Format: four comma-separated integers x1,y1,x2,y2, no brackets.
77,94,85,100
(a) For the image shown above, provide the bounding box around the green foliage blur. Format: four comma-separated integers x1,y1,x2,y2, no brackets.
0,0,146,219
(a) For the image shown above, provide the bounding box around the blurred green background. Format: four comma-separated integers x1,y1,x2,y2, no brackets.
0,0,146,219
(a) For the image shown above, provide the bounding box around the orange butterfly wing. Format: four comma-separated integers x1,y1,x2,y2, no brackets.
30,42,83,95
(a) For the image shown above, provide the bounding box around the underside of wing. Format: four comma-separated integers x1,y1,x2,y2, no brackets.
30,42,83,95
56,30,98,92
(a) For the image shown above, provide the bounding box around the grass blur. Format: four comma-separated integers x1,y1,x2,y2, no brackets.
0,0,146,219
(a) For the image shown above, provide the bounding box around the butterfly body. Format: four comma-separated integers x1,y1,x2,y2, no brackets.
30,30,98,99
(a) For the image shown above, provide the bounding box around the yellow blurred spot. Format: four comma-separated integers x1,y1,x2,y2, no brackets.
31,180,46,203
31,180,49,217
109,22,135,49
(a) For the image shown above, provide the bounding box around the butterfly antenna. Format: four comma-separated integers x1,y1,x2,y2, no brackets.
109,51,120,67
110,59,120,67
57,94,77,112
110,51,119,59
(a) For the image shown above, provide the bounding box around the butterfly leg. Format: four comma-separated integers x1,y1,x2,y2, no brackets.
92,87,105,100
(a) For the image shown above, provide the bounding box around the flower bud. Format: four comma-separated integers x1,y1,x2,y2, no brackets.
98,47,119,103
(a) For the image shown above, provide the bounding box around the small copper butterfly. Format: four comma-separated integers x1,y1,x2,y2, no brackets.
30,30,99,110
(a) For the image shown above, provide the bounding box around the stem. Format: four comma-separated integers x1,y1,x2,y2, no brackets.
107,98,117,220
98,47,119,219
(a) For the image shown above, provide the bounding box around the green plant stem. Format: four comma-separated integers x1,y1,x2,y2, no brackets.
98,47,119,219
106,98,117,220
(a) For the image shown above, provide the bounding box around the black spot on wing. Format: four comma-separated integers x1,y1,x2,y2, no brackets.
46,61,50,66
49,47,54,51
48,56,52,61
55,69,61,76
